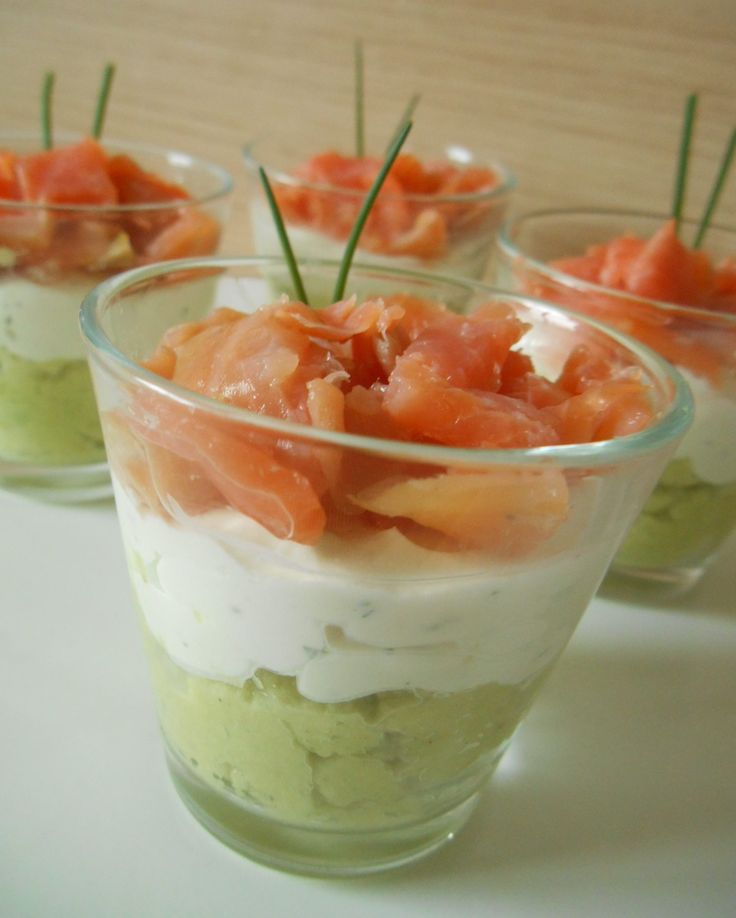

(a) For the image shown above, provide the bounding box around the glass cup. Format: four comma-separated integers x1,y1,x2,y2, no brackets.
81,257,690,876
0,134,232,501
243,140,515,302
495,209,736,590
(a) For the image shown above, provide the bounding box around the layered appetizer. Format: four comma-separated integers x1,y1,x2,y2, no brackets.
0,66,231,496
83,263,689,874
81,126,689,873
496,97,736,585
244,46,513,294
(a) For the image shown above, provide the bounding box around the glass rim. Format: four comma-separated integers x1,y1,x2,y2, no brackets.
497,206,736,326
242,141,517,205
0,131,234,215
80,254,693,469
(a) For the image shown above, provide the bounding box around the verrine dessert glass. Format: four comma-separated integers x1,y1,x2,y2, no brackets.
81,256,691,875
244,140,515,300
0,134,232,500
496,209,736,589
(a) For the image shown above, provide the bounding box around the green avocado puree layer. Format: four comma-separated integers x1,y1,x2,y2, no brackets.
615,457,736,570
0,345,104,465
143,629,545,829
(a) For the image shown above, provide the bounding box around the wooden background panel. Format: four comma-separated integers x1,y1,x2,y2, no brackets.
1,0,734,254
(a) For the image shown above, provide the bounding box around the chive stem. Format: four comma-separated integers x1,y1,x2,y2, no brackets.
332,120,413,302
41,71,55,150
672,93,698,237
92,62,116,139
693,127,736,249
354,39,365,157
385,93,421,155
257,166,309,305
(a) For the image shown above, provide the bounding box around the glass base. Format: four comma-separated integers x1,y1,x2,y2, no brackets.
164,742,481,877
0,458,112,503
606,560,705,595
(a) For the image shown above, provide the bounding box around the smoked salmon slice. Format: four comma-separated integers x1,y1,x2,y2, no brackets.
0,138,222,278
546,219,736,386
121,293,658,553
273,150,500,260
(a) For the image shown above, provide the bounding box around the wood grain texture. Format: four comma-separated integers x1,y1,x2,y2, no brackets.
1,0,735,254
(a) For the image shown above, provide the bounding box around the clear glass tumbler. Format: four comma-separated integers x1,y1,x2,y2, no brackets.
0,134,232,501
243,140,515,300
81,257,691,875
496,209,736,589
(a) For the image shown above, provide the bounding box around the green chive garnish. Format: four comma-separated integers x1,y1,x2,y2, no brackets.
257,166,309,305
693,127,736,249
354,39,365,157
332,119,413,302
41,71,55,150
91,62,116,140
671,93,698,237
385,93,421,155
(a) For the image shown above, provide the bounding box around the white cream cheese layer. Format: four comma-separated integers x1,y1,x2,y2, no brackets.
676,369,736,485
113,477,611,703
250,203,490,280
0,272,224,364
0,277,92,361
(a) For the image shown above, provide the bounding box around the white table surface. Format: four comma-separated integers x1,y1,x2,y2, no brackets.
2,488,735,918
